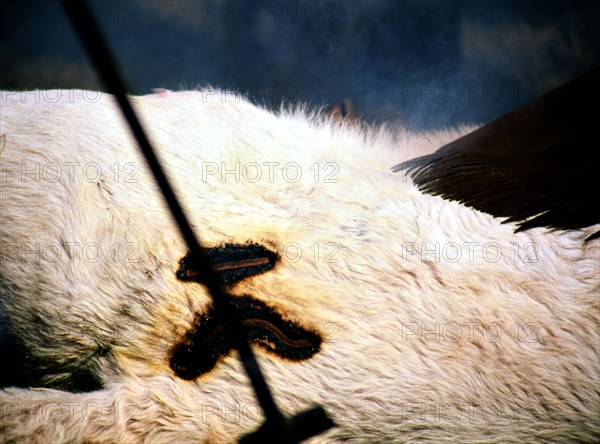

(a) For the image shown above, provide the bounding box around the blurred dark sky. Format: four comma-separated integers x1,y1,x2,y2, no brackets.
1,0,599,130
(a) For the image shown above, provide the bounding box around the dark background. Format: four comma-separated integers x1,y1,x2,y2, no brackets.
1,0,599,130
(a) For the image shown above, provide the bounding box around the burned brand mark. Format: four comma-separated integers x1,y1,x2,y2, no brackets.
171,243,322,379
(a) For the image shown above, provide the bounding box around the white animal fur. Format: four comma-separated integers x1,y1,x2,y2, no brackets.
0,89,598,443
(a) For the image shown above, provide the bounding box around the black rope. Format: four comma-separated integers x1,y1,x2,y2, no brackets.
60,0,304,441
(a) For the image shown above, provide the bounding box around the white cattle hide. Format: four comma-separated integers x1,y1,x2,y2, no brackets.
0,89,598,443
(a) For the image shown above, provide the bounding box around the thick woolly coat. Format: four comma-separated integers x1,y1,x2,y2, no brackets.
0,90,598,442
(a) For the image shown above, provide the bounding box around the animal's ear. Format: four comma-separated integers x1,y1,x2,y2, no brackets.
328,98,359,124
177,243,278,285
393,68,600,240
